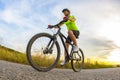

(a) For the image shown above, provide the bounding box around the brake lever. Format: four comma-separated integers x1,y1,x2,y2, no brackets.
47,25,54,29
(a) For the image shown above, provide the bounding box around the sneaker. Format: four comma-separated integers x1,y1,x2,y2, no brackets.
60,57,69,66
73,46,79,52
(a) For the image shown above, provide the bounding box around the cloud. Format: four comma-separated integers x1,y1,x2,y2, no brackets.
77,35,119,58
89,37,118,50
0,27,6,34
0,0,44,51
0,0,61,52
0,0,120,60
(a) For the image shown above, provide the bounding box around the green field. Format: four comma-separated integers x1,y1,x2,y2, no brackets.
0,45,117,69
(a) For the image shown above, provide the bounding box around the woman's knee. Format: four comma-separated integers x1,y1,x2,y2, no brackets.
68,30,73,35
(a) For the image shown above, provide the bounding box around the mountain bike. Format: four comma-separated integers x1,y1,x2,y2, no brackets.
26,21,84,72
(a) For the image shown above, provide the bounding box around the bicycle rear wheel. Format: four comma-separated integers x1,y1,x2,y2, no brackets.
71,48,84,72
26,33,60,72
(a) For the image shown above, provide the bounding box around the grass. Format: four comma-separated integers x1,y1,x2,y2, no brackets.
83,60,114,69
0,45,28,64
0,45,119,69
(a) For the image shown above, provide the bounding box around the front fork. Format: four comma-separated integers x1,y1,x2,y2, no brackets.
43,34,57,54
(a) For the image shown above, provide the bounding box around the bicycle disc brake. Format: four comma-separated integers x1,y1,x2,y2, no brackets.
43,47,53,54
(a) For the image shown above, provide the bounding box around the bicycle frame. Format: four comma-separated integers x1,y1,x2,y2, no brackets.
47,27,73,59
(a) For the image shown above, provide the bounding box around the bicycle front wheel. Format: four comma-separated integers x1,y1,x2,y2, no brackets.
26,33,60,72
71,48,84,72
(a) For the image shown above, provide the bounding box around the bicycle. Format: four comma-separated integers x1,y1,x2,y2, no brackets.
26,21,84,72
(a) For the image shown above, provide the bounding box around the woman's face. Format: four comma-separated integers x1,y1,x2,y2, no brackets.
63,11,70,16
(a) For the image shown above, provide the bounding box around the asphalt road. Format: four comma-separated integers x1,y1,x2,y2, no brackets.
0,60,120,80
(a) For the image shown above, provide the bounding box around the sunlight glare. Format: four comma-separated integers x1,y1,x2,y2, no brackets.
107,49,120,63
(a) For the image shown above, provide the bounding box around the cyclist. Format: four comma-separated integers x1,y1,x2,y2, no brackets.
50,8,80,65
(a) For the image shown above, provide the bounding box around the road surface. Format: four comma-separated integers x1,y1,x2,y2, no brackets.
0,60,120,80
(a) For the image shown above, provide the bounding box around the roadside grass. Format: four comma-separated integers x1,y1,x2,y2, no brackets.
83,60,114,69
0,45,28,64
0,45,118,69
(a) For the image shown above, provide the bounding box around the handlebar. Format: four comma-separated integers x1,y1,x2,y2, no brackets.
47,19,68,29
47,25,60,29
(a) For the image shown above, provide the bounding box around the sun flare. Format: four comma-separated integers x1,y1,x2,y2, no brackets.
98,15,120,64
107,49,120,63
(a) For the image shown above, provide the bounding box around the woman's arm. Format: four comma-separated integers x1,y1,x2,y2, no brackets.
68,17,76,22
54,20,66,28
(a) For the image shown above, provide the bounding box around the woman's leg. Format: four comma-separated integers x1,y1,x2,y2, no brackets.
68,30,78,46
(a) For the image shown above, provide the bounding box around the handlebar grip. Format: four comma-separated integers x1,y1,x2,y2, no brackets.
48,25,54,29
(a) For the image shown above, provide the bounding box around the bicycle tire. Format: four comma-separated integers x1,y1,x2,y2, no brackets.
71,48,84,72
26,33,60,72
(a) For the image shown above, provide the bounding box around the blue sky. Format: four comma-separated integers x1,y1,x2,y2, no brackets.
0,0,120,60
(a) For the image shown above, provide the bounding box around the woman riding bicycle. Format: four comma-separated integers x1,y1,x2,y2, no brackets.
53,8,80,65
26,8,84,72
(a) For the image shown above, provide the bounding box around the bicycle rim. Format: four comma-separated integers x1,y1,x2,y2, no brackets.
71,48,84,72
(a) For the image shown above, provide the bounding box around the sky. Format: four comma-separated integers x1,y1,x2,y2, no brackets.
0,0,120,61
